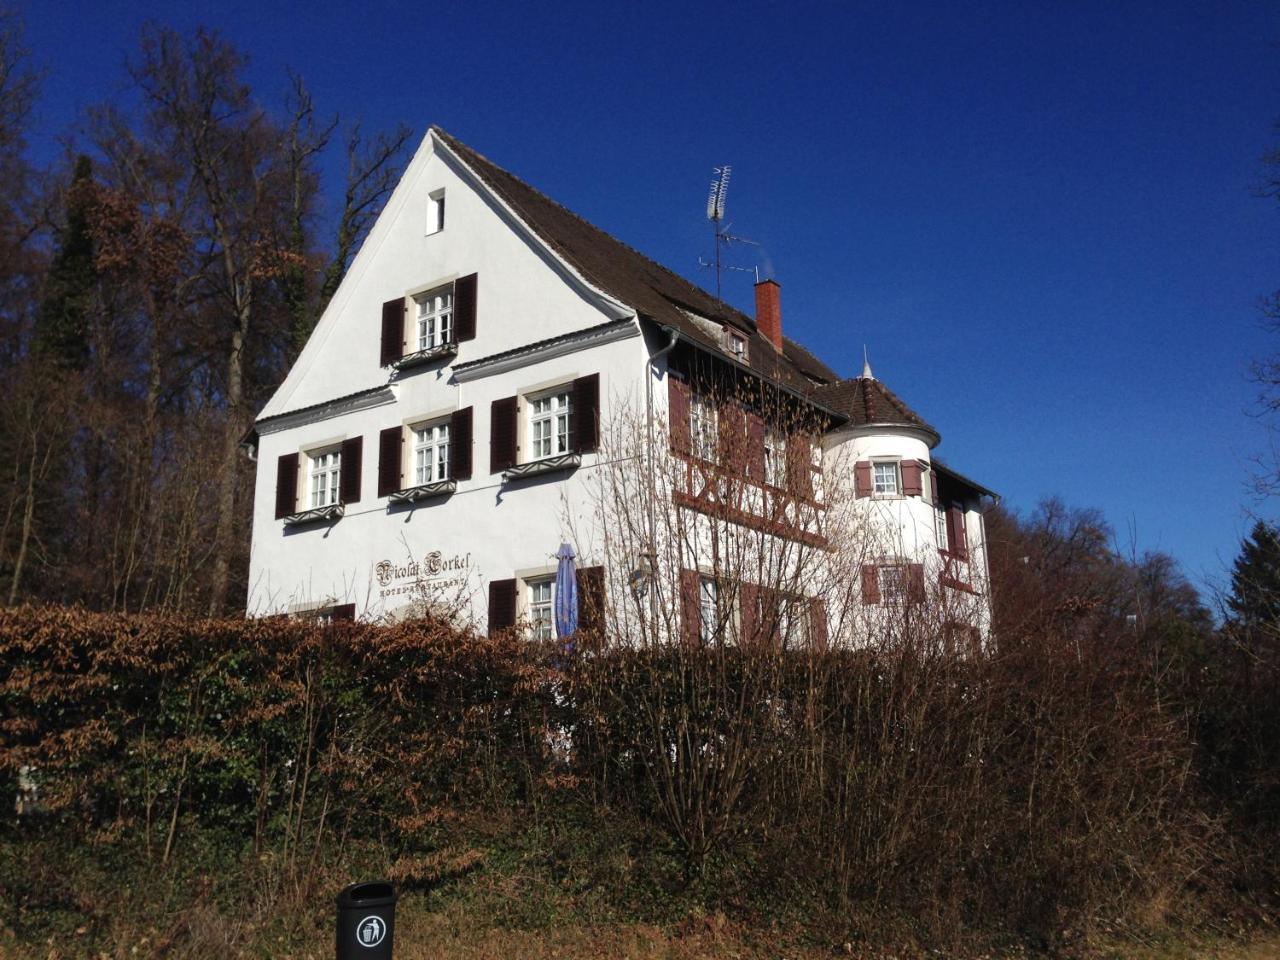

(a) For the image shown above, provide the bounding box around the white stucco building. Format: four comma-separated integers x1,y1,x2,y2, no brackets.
245,127,996,646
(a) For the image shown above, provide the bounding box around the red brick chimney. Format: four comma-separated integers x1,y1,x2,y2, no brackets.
754,279,782,353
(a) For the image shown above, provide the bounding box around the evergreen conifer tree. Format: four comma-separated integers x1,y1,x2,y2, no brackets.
33,154,95,369
1227,520,1280,629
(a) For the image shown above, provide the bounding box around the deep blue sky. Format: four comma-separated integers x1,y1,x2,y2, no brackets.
20,1,1280,598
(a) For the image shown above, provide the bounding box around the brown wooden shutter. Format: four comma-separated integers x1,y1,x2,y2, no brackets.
453,273,477,342
809,597,828,651
747,414,765,482
907,563,926,601
860,564,880,605
339,436,362,504
275,453,299,519
787,435,813,498
377,427,402,496
380,297,405,366
680,569,701,645
490,396,518,473
572,373,600,454
854,460,872,498
450,407,473,480
948,505,969,558
330,603,356,622
668,377,691,454
488,578,517,633
901,459,923,497
740,582,759,648
576,565,605,646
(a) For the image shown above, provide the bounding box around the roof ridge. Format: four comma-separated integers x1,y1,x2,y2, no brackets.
431,125,757,330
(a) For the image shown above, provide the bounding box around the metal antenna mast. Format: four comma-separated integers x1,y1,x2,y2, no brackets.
706,165,731,299
700,165,761,300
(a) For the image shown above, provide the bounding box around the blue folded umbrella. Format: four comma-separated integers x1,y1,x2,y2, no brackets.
554,542,578,641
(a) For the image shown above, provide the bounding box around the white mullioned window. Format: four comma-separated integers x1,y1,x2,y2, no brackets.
763,427,785,487
308,447,341,509
528,577,554,641
776,594,810,649
873,460,900,496
415,286,453,351
698,575,719,644
689,392,718,463
412,421,450,485
530,391,572,460
935,503,949,551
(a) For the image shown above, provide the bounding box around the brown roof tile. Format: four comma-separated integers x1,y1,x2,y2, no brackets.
432,126,837,390
809,377,940,445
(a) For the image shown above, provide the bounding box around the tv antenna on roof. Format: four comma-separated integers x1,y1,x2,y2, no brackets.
699,165,759,300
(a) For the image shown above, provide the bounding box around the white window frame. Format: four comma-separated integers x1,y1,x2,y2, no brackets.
872,460,901,497
307,446,342,509
528,388,573,461
527,576,554,641
935,503,949,551
698,575,720,644
426,189,445,235
774,592,810,649
689,391,718,463
414,285,454,351
411,419,451,486
763,426,785,487
725,328,747,362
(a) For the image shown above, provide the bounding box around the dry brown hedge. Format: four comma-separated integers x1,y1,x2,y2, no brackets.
0,604,1271,948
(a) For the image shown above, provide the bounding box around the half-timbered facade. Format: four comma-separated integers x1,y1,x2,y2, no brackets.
245,127,996,642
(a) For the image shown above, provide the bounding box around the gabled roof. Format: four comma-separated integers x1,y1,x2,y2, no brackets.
809,376,940,446
432,127,837,391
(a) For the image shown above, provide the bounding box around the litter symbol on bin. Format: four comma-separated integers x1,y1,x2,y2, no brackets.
356,916,386,948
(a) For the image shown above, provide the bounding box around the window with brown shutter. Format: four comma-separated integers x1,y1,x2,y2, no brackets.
786,434,813,498
747,414,765,481
377,427,403,497
809,597,829,651
488,578,517,633
572,374,600,454
275,453,299,519
908,563,926,601
490,396,518,473
450,407,473,480
740,581,760,648
947,505,969,559
901,460,923,497
668,377,691,454
453,273,477,342
380,297,406,366
576,565,605,646
680,568,701,645
854,460,872,498
861,564,880,605
339,437,363,504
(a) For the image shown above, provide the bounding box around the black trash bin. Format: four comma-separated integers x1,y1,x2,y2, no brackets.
336,880,397,958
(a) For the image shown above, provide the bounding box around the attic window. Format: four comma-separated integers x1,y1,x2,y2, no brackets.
725,328,748,363
427,189,445,235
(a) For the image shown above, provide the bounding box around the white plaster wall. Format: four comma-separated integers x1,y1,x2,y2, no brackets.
248,333,650,622
261,133,628,420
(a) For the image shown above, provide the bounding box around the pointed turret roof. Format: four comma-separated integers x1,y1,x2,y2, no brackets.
809,375,940,446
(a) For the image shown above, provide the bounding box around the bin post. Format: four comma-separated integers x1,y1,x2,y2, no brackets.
336,880,397,958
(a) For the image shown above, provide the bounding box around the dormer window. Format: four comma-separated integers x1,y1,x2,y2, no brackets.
427,189,445,235
725,328,748,363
